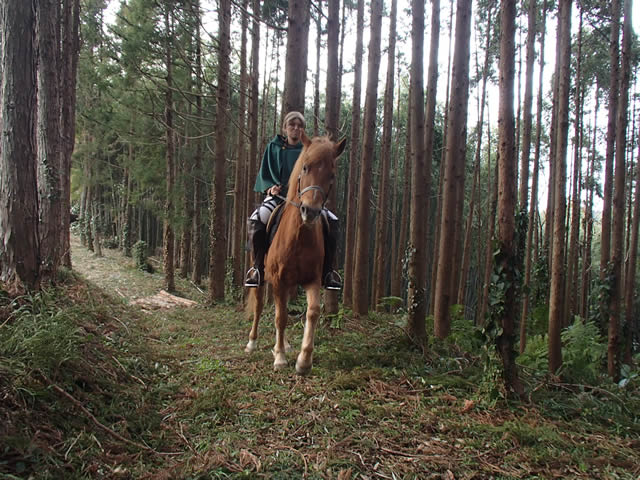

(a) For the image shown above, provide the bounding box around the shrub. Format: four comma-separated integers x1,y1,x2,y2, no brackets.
133,241,153,273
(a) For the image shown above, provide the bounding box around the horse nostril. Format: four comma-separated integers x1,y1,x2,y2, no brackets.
300,205,320,222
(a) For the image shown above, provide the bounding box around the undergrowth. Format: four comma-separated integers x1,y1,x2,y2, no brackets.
0,240,639,479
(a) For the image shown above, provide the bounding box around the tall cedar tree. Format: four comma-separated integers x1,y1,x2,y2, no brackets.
566,12,583,323
245,0,261,280
343,0,364,307
191,0,205,285
625,115,640,364
232,0,249,288
548,0,572,374
0,0,40,290
324,0,341,315
430,2,455,315
601,0,621,295
609,0,632,379
420,0,440,307
352,0,383,316
521,0,547,352
60,0,81,268
434,0,473,338
282,0,310,115
496,0,524,396
209,0,231,302
163,7,176,292
372,0,397,310
407,0,427,340
37,0,63,283
458,1,492,306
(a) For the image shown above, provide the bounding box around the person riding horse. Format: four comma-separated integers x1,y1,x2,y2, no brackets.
245,111,342,290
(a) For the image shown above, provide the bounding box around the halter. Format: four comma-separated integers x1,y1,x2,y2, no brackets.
275,173,332,210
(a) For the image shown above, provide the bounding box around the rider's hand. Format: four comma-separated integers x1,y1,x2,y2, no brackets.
268,185,281,196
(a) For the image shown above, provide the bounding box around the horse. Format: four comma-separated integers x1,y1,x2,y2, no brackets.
245,132,347,375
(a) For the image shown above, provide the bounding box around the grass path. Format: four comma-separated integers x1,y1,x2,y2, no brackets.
2,237,638,479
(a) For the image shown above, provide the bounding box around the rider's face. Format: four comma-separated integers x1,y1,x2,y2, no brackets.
286,120,304,144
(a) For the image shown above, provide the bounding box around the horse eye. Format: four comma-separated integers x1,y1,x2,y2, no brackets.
302,165,308,174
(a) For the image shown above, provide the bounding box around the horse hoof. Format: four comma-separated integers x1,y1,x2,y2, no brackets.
295,361,312,376
273,360,288,371
245,340,257,353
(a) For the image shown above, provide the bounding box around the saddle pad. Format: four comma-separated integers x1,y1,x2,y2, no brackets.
266,201,286,246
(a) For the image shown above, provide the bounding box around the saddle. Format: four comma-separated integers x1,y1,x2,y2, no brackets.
266,201,329,248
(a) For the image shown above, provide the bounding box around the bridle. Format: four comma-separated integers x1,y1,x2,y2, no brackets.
275,171,332,210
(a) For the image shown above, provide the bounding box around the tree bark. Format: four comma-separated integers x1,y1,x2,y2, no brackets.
209,0,231,302
548,0,572,374
521,0,548,352
163,7,176,292
496,0,524,396
324,0,341,314
373,0,397,310
36,0,63,283
342,0,364,308
434,0,472,339
406,0,427,340
608,0,632,380
282,0,310,115
352,0,383,317
0,0,40,290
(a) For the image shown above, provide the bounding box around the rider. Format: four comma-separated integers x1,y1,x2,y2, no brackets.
244,111,342,290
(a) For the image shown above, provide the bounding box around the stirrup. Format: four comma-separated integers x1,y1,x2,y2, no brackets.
244,267,263,288
323,270,342,291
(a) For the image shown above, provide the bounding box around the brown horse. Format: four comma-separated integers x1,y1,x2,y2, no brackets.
245,132,346,374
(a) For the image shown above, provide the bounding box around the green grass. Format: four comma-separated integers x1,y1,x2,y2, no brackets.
0,237,639,479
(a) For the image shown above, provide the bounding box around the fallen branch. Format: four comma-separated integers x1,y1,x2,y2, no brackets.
41,374,179,456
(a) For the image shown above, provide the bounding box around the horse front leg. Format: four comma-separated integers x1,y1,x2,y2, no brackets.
296,286,321,375
245,286,265,353
272,290,289,371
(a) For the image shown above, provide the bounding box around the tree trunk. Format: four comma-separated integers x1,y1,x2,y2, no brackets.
520,0,548,352
495,0,524,397
209,0,231,302
601,0,622,282
232,0,249,288
624,114,640,364
548,0,572,375
457,1,491,307
0,0,40,290
36,0,63,283
608,0,632,380
60,0,80,269
430,0,454,315
163,7,176,292
342,0,364,308
282,0,310,115
324,0,341,315
566,12,583,323
406,0,427,340
352,0,383,317
372,0,397,311
191,0,204,286
433,0,472,339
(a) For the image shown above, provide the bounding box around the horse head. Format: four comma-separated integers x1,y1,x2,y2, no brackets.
289,131,347,225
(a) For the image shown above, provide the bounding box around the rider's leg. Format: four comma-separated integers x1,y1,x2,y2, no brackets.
245,197,278,287
322,210,342,290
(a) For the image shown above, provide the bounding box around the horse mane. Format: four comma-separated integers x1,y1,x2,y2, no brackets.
285,135,334,203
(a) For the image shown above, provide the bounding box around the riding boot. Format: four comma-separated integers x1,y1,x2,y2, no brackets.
245,218,267,287
322,217,342,290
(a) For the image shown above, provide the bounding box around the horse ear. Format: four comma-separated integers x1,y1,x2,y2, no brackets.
301,130,312,148
334,137,347,158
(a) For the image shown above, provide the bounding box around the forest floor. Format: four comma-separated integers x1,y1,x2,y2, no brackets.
1,236,639,479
